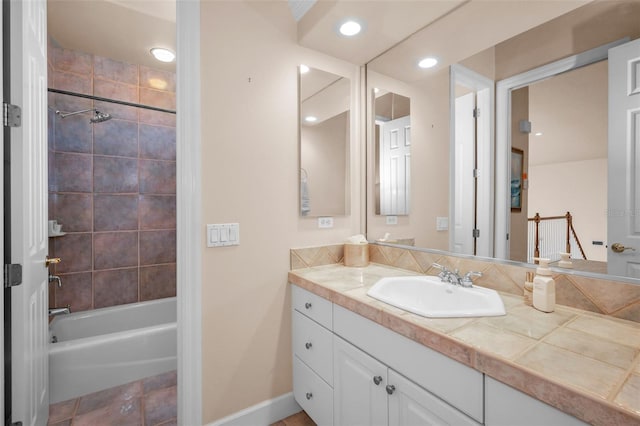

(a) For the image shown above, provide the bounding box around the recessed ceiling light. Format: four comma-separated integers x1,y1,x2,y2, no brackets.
300,64,310,74
535,132,543,136
418,57,438,69
305,116,317,123
339,20,361,36
150,47,175,63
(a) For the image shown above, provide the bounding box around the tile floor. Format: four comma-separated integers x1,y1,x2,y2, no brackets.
271,410,316,426
48,370,176,426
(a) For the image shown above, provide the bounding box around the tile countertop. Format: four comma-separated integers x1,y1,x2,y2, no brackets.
288,263,640,426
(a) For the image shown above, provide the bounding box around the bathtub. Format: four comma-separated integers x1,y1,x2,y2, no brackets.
49,297,177,404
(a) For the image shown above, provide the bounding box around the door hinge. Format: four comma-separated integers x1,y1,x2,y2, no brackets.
4,263,23,288
506,233,510,241
473,107,480,118
3,102,22,127
11,422,23,426
473,168,479,178
472,229,480,238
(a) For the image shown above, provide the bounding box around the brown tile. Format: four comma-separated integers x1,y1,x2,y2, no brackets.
54,152,92,193
139,160,176,194
140,230,176,265
391,251,422,272
139,66,176,92
410,250,442,273
94,79,138,104
140,88,175,110
94,56,138,85
290,251,307,270
53,70,91,95
276,410,316,426
48,398,78,424
555,275,602,314
48,148,56,192
55,272,93,312
479,305,574,340
94,232,138,269
93,119,138,158
53,233,92,273
140,264,176,301
94,99,138,122
94,195,138,231
473,265,522,296
52,92,93,120
143,370,177,393
612,301,640,323
144,386,177,426
53,193,93,232
155,419,177,426
139,124,176,161
139,196,176,230
139,109,176,127
52,47,92,75
615,374,640,414
76,381,143,415
73,398,142,426
54,113,92,154
567,315,640,348
451,322,536,360
94,156,138,193
48,420,71,426
571,275,640,314
93,268,138,308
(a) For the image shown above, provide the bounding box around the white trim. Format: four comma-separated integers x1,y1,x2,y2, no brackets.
176,0,202,425
449,64,495,257
494,38,628,259
206,393,302,426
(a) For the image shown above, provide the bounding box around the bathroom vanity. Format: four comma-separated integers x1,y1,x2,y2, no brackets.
289,264,640,426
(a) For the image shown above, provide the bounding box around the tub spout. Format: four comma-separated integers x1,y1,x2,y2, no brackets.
49,306,71,317
49,275,62,288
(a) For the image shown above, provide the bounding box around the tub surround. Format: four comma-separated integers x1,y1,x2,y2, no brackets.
288,262,640,425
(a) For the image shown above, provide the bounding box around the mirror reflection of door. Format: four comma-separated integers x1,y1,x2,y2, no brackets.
508,60,608,273
374,91,410,216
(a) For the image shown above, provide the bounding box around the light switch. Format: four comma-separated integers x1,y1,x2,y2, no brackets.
220,226,229,242
206,223,240,247
436,217,449,231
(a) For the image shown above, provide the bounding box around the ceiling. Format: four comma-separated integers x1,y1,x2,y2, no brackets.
48,0,176,71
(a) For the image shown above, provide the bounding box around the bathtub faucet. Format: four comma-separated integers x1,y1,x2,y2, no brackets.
49,306,71,317
49,275,62,288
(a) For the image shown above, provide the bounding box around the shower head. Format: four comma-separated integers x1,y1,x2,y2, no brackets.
55,108,112,124
90,110,112,123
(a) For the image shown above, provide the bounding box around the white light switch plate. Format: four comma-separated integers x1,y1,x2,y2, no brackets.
207,223,240,247
436,217,449,231
318,217,334,228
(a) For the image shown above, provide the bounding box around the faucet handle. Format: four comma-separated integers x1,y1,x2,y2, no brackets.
461,271,482,287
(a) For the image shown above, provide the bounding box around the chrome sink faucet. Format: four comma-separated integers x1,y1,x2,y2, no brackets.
432,263,482,288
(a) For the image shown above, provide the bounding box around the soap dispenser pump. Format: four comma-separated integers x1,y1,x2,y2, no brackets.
532,258,555,313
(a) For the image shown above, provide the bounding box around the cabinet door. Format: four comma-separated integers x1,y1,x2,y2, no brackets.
333,336,387,426
388,370,480,426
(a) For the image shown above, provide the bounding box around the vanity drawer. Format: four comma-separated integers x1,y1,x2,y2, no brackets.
294,356,333,426
293,310,333,385
292,285,333,330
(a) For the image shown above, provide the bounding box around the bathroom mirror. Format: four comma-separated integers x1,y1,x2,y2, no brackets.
374,90,411,216
299,66,350,217
365,0,640,283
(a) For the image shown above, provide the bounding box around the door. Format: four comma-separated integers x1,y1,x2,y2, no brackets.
333,336,387,426
387,370,479,426
453,92,475,254
379,115,411,215
608,38,640,278
10,0,49,424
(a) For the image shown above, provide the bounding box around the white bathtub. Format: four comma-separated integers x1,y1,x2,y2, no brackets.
49,297,177,404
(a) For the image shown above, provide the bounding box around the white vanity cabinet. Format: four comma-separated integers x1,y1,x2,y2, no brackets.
291,286,334,425
334,335,480,426
485,377,588,426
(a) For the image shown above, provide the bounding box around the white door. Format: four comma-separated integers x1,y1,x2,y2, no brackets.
0,1,5,422
10,0,49,424
387,370,479,426
380,115,411,215
608,38,640,278
333,336,387,426
453,92,475,254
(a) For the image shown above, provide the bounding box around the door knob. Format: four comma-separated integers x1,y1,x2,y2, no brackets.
45,256,61,267
305,342,312,350
611,243,636,253
386,384,396,395
373,376,383,385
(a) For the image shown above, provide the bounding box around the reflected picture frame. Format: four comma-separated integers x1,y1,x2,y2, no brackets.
511,148,524,211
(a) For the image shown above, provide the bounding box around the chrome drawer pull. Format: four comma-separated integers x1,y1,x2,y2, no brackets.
305,302,312,309
305,342,312,350
306,392,313,400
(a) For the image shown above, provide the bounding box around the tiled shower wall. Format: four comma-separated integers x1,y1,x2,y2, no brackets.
48,41,176,312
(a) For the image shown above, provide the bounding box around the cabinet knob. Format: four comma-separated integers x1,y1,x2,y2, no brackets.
305,342,312,350
305,302,312,309
386,384,396,395
373,376,383,386
306,392,313,400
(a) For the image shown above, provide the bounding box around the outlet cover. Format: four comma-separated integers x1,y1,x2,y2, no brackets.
386,215,398,225
318,217,334,228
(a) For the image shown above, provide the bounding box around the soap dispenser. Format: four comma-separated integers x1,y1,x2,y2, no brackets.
532,258,555,313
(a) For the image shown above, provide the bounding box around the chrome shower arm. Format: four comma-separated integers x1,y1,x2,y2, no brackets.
55,108,95,118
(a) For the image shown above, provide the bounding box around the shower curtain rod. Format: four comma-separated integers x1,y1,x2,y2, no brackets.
48,88,177,114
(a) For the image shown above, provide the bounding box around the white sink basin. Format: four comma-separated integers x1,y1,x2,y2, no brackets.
367,276,506,318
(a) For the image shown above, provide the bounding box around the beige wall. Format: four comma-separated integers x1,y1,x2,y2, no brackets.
509,87,529,263
301,111,349,216
200,2,360,422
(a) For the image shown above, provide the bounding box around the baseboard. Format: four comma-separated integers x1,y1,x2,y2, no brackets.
207,392,302,426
